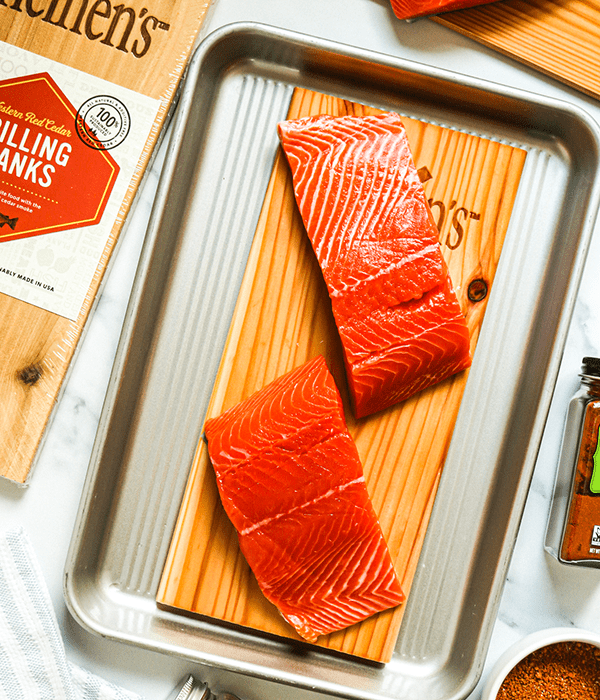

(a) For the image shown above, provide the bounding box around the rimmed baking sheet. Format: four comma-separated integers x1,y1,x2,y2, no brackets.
64,21,600,700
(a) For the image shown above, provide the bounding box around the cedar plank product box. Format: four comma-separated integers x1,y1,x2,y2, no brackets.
0,0,213,484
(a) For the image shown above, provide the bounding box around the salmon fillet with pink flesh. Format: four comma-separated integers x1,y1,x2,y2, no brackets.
278,113,471,418
389,0,496,20
204,355,404,642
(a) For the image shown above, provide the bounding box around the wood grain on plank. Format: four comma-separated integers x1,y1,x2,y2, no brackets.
433,0,600,100
0,1,211,483
157,88,527,662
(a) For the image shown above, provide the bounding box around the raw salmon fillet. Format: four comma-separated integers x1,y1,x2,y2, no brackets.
390,0,496,20
278,112,471,418
204,355,404,642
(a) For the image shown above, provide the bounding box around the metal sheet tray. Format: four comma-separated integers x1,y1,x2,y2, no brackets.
64,21,600,700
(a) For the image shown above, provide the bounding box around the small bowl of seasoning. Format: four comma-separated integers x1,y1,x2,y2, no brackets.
481,627,600,700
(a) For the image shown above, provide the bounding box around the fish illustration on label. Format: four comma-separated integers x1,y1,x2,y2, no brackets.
0,212,18,229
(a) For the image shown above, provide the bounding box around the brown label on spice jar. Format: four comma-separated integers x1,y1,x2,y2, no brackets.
561,401,600,562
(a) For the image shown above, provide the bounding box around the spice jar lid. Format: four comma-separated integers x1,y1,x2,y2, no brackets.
582,356,600,377
166,676,211,700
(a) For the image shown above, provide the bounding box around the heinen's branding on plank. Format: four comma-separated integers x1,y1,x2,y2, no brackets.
0,0,170,58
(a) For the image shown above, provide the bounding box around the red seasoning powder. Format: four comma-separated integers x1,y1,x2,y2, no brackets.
496,641,600,699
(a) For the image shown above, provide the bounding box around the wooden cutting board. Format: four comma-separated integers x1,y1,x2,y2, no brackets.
157,87,527,663
0,0,211,484
433,0,600,100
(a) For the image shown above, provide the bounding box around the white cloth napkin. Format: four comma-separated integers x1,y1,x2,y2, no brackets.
0,526,145,700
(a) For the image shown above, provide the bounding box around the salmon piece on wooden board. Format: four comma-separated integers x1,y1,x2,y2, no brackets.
204,355,405,642
277,113,472,418
389,0,497,20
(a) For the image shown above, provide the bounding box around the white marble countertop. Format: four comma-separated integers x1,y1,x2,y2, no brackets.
2,1,600,699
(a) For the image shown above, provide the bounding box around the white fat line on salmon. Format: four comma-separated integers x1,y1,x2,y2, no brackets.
292,123,354,241
295,141,326,198
302,130,339,180
315,141,412,268
350,314,465,361
313,139,365,262
239,475,366,536
309,128,371,256
217,421,342,467
282,545,394,616
370,356,469,406
307,123,367,242
320,150,411,269
298,136,343,234
353,143,416,249
329,243,440,297
309,539,388,603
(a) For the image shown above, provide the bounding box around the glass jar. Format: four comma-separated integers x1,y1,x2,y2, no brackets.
545,356,600,567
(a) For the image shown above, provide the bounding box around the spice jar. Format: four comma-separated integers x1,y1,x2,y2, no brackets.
545,356,600,566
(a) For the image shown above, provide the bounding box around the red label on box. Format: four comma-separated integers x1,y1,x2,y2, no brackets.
0,73,119,243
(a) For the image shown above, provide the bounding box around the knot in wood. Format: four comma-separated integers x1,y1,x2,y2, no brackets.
18,364,43,386
468,278,488,303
